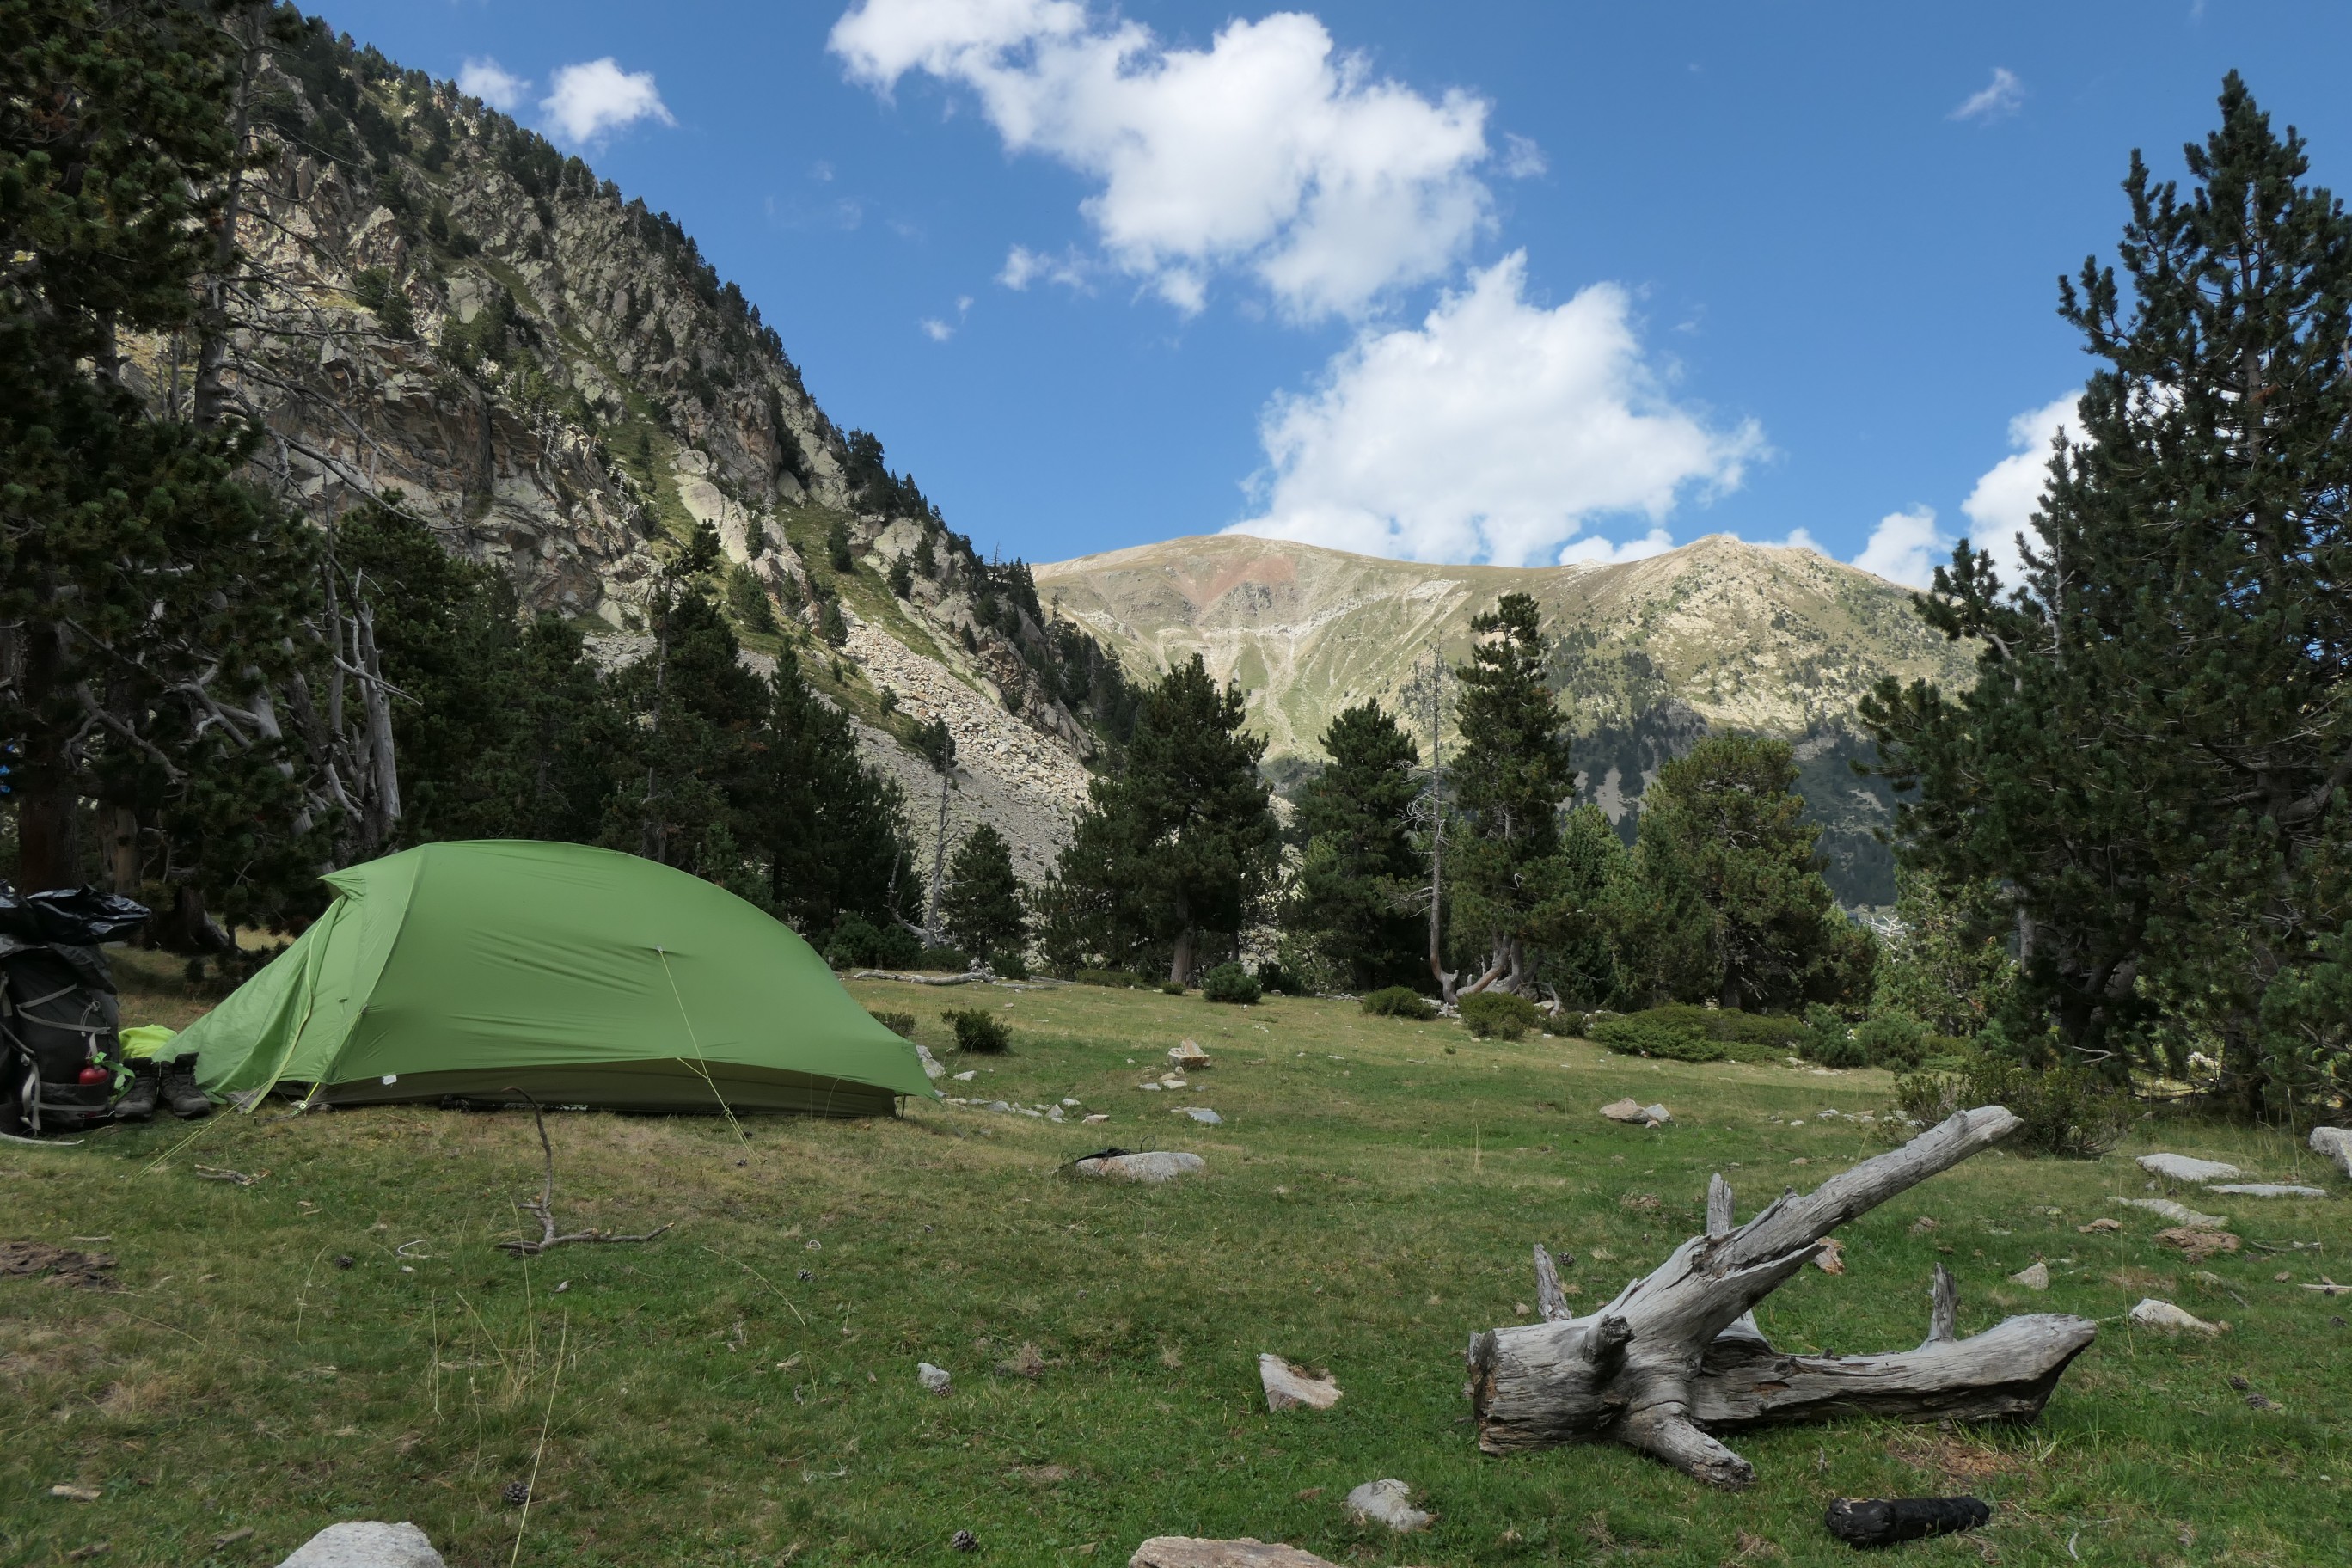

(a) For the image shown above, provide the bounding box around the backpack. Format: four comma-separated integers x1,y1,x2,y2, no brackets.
0,887,147,1137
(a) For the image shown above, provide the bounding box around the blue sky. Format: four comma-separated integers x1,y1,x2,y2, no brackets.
318,1,2352,579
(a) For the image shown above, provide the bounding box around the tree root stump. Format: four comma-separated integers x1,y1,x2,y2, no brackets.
1466,1106,2097,1488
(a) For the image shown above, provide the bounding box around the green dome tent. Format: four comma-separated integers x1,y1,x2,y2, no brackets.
180,841,934,1117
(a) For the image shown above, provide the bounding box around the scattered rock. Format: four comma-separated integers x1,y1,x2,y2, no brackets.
1139,1082,1162,1093
1600,1099,1648,1124
2138,1153,2244,1184
2114,1197,2229,1228
2155,1227,2242,1263
1173,1107,1223,1125
2310,1126,2352,1179
952,1070,977,1082
1641,1104,1670,1125
1158,1075,1187,1089
1083,1113,1110,1124
1343,1479,1432,1534
50,1485,100,1502
918,1363,952,1395
2207,1183,2326,1198
1073,1151,1205,1184
2008,1262,2049,1290
274,1522,445,1568
2077,1218,2122,1234
2128,1297,2225,1336
1129,1540,1343,1568
1048,1106,1065,1123
1169,1040,1212,1071
916,1045,946,1081
1259,1353,1342,1412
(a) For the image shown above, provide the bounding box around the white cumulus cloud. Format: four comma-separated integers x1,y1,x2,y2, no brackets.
830,0,1494,320
1850,505,1955,590
458,57,530,112
1225,252,1764,566
1951,66,2024,123
1960,394,2083,587
540,58,676,146
1559,528,1676,566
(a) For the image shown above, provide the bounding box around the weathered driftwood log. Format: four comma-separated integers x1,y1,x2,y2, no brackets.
1467,1106,2098,1488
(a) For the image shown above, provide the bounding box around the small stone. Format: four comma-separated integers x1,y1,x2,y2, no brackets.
2309,1125,2352,1178
50,1485,100,1502
1259,1353,1342,1412
1344,1478,1432,1534
2207,1183,2327,1198
1140,1082,1162,1092
2009,1261,2049,1290
918,1363,952,1395
2077,1218,2122,1234
1082,1113,1110,1124
2129,1297,2225,1336
1641,1104,1670,1125
1173,1106,1222,1124
952,1070,976,1082
2115,1197,2229,1228
274,1522,445,1568
2137,1153,2243,1184
916,1044,946,1081
1600,1098,1647,1124
1062,1098,1081,1106
1047,1105,1064,1122
1130,1540,1341,1568
1169,1039,1212,1071
1072,1151,1205,1184
1160,1075,1187,1089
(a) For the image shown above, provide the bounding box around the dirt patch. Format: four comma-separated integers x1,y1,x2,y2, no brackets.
0,1240,118,1291
1887,1431,2031,1485
2106,1266,2176,1293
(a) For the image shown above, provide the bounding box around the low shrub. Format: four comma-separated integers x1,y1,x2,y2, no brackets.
870,1010,917,1039
1853,1010,1929,1070
1799,1003,1869,1068
1890,1052,2129,1158
1255,960,1311,997
990,951,1031,981
1158,980,1185,995
1459,991,1544,1041
1201,962,1262,1004
1590,1014,1727,1063
1074,968,1147,989
916,944,970,973
824,912,921,971
1639,1003,1806,1054
940,1008,1010,1055
1360,985,1437,1020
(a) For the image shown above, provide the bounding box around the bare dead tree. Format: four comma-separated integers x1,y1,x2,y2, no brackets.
1467,1106,2098,1488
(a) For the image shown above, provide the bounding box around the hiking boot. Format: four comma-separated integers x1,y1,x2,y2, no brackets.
159,1054,211,1119
114,1057,161,1122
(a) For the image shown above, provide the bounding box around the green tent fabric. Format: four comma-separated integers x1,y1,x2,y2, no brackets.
179,841,934,1117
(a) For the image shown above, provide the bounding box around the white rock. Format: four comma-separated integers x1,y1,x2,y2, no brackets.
1642,1104,1671,1125
952,1070,977,1082
2309,1126,2352,1178
2009,1261,2049,1290
1258,1353,1342,1412
2207,1183,2325,1198
1160,1075,1188,1089
1073,1151,1205,1184
1173,1106,1222,1124
1082,1113,1110,1124
915,1044,945,1081
2129,1297,2224,1336
1139,1082,1162,1093
1343,1479,1431,1534
1047,1105,1064,1123
1062,1098,1082,1106
1600,1099,1647,1124
987,1100,1013,1113
1169,1039,1212,1070
2138,1153,2243,1184
276,1522,444,1568
2115,1197,2230,1228
917,1362,952,1395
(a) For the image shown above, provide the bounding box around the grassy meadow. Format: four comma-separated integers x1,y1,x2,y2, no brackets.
3,971,2347,1566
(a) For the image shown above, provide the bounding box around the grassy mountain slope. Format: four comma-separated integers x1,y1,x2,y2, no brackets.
1037,534,1975,904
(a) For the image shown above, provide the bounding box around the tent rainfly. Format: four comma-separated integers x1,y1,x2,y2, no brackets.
180,841,934,1116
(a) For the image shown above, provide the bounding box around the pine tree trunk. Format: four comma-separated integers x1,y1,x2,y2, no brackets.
1170,925,1196,987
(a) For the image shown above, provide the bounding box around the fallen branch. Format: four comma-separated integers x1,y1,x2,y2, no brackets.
1467,1106,2098,1489
193,1165,263,1185
495,1089,674,1258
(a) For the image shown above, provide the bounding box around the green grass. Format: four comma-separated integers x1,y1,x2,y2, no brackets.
4,979,2347,1565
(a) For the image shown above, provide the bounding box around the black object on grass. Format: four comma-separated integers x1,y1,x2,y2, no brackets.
1825,1497,1991,1547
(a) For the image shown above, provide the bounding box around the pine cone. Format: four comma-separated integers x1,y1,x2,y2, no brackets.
950,1529,977,1553
503,1481,530,1506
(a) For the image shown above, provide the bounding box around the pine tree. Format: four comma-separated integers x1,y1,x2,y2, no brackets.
1622,736,1871,1012
940,824,1027,966
750,642,914,936
1293,701,1424,991
1041,655,1277,983
1449,593,1577,995
1865,76,2352,1106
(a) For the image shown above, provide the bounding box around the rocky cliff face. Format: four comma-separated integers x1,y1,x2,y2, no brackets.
132,22,1104,883
1035,534,1975,905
